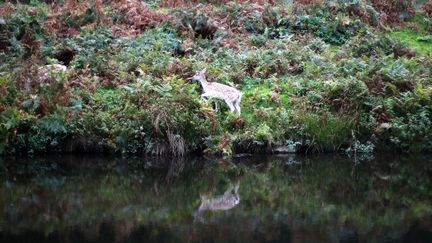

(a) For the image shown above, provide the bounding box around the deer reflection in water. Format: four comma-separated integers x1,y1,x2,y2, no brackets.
195,181,240,222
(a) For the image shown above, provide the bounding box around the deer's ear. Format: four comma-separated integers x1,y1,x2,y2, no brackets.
200,68,207,74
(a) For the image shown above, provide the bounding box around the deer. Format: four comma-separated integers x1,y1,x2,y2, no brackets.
194,181,240,222
189,68,242,115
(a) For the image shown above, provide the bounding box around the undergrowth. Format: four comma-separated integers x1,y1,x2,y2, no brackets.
0,0,431,156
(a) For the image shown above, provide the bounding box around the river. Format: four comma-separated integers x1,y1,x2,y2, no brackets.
0,154,431,242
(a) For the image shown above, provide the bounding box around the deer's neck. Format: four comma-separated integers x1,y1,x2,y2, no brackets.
198,77,209,91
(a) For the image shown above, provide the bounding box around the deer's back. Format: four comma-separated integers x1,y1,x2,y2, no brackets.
204,82,241,101
198,194,239,212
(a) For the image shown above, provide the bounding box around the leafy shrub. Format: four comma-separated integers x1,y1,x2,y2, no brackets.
424,0,432,18
248,34,267,47
55,76,214,155
110,0,168,36
334,57,367,77
323,77,369,112
45,0,104,31
294,111,356,152
52,27,124,86
172,9,219,39
371,0,415,24
381,83,432,152
0,18,10,52
63,27,113,68
159,0,275,7
241,6,284,37
291,2,368,44
1,108,69,154
391,110,432,152
2,3,49,58
343,1,381,26
238,39,305,78
294,0,324,5
0,74,18,112
345,139,375,155
358,56,419,97
304,37,329,53
119,27,183,77
346,31,395,58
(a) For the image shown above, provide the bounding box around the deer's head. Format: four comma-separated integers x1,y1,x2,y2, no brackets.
190,68,207,82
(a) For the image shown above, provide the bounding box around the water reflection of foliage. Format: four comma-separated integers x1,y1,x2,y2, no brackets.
0,155,431,240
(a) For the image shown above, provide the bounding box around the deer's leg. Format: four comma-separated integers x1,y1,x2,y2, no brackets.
226,100,235,113
202,94,213,108
234,101,241,115
214,100,219,112
202,95,219,112
234,94,242,115
233,181,240,193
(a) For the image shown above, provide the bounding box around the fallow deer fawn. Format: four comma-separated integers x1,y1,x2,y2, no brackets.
190,68,242,115
194,181,240,224
197,181,240,213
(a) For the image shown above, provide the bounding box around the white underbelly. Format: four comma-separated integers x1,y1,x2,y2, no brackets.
204,91,236,101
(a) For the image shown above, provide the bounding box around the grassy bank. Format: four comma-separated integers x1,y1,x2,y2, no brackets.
0,0,431,156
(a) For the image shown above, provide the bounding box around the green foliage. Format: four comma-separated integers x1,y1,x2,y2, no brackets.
64,74,213,154
293,14,362,45
223,3,364,44
64,27,114,69
391,110,432,152
385,85,432,152
346,31,395,58
295,112,356,152
345,139,375,155
1,109,68,154
119,27,182,75
0,74,18,108
323,77,369,106
171,9,219,39
63,4,99,29
2,2,49,58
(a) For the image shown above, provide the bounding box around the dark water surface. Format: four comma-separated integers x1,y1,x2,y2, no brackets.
0,154,431,243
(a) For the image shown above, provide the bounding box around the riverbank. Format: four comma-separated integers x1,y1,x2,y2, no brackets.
1,0,431,156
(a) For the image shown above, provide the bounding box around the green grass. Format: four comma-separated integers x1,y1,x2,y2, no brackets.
390,29,432,54
298,112,355,152
389,13,432,54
